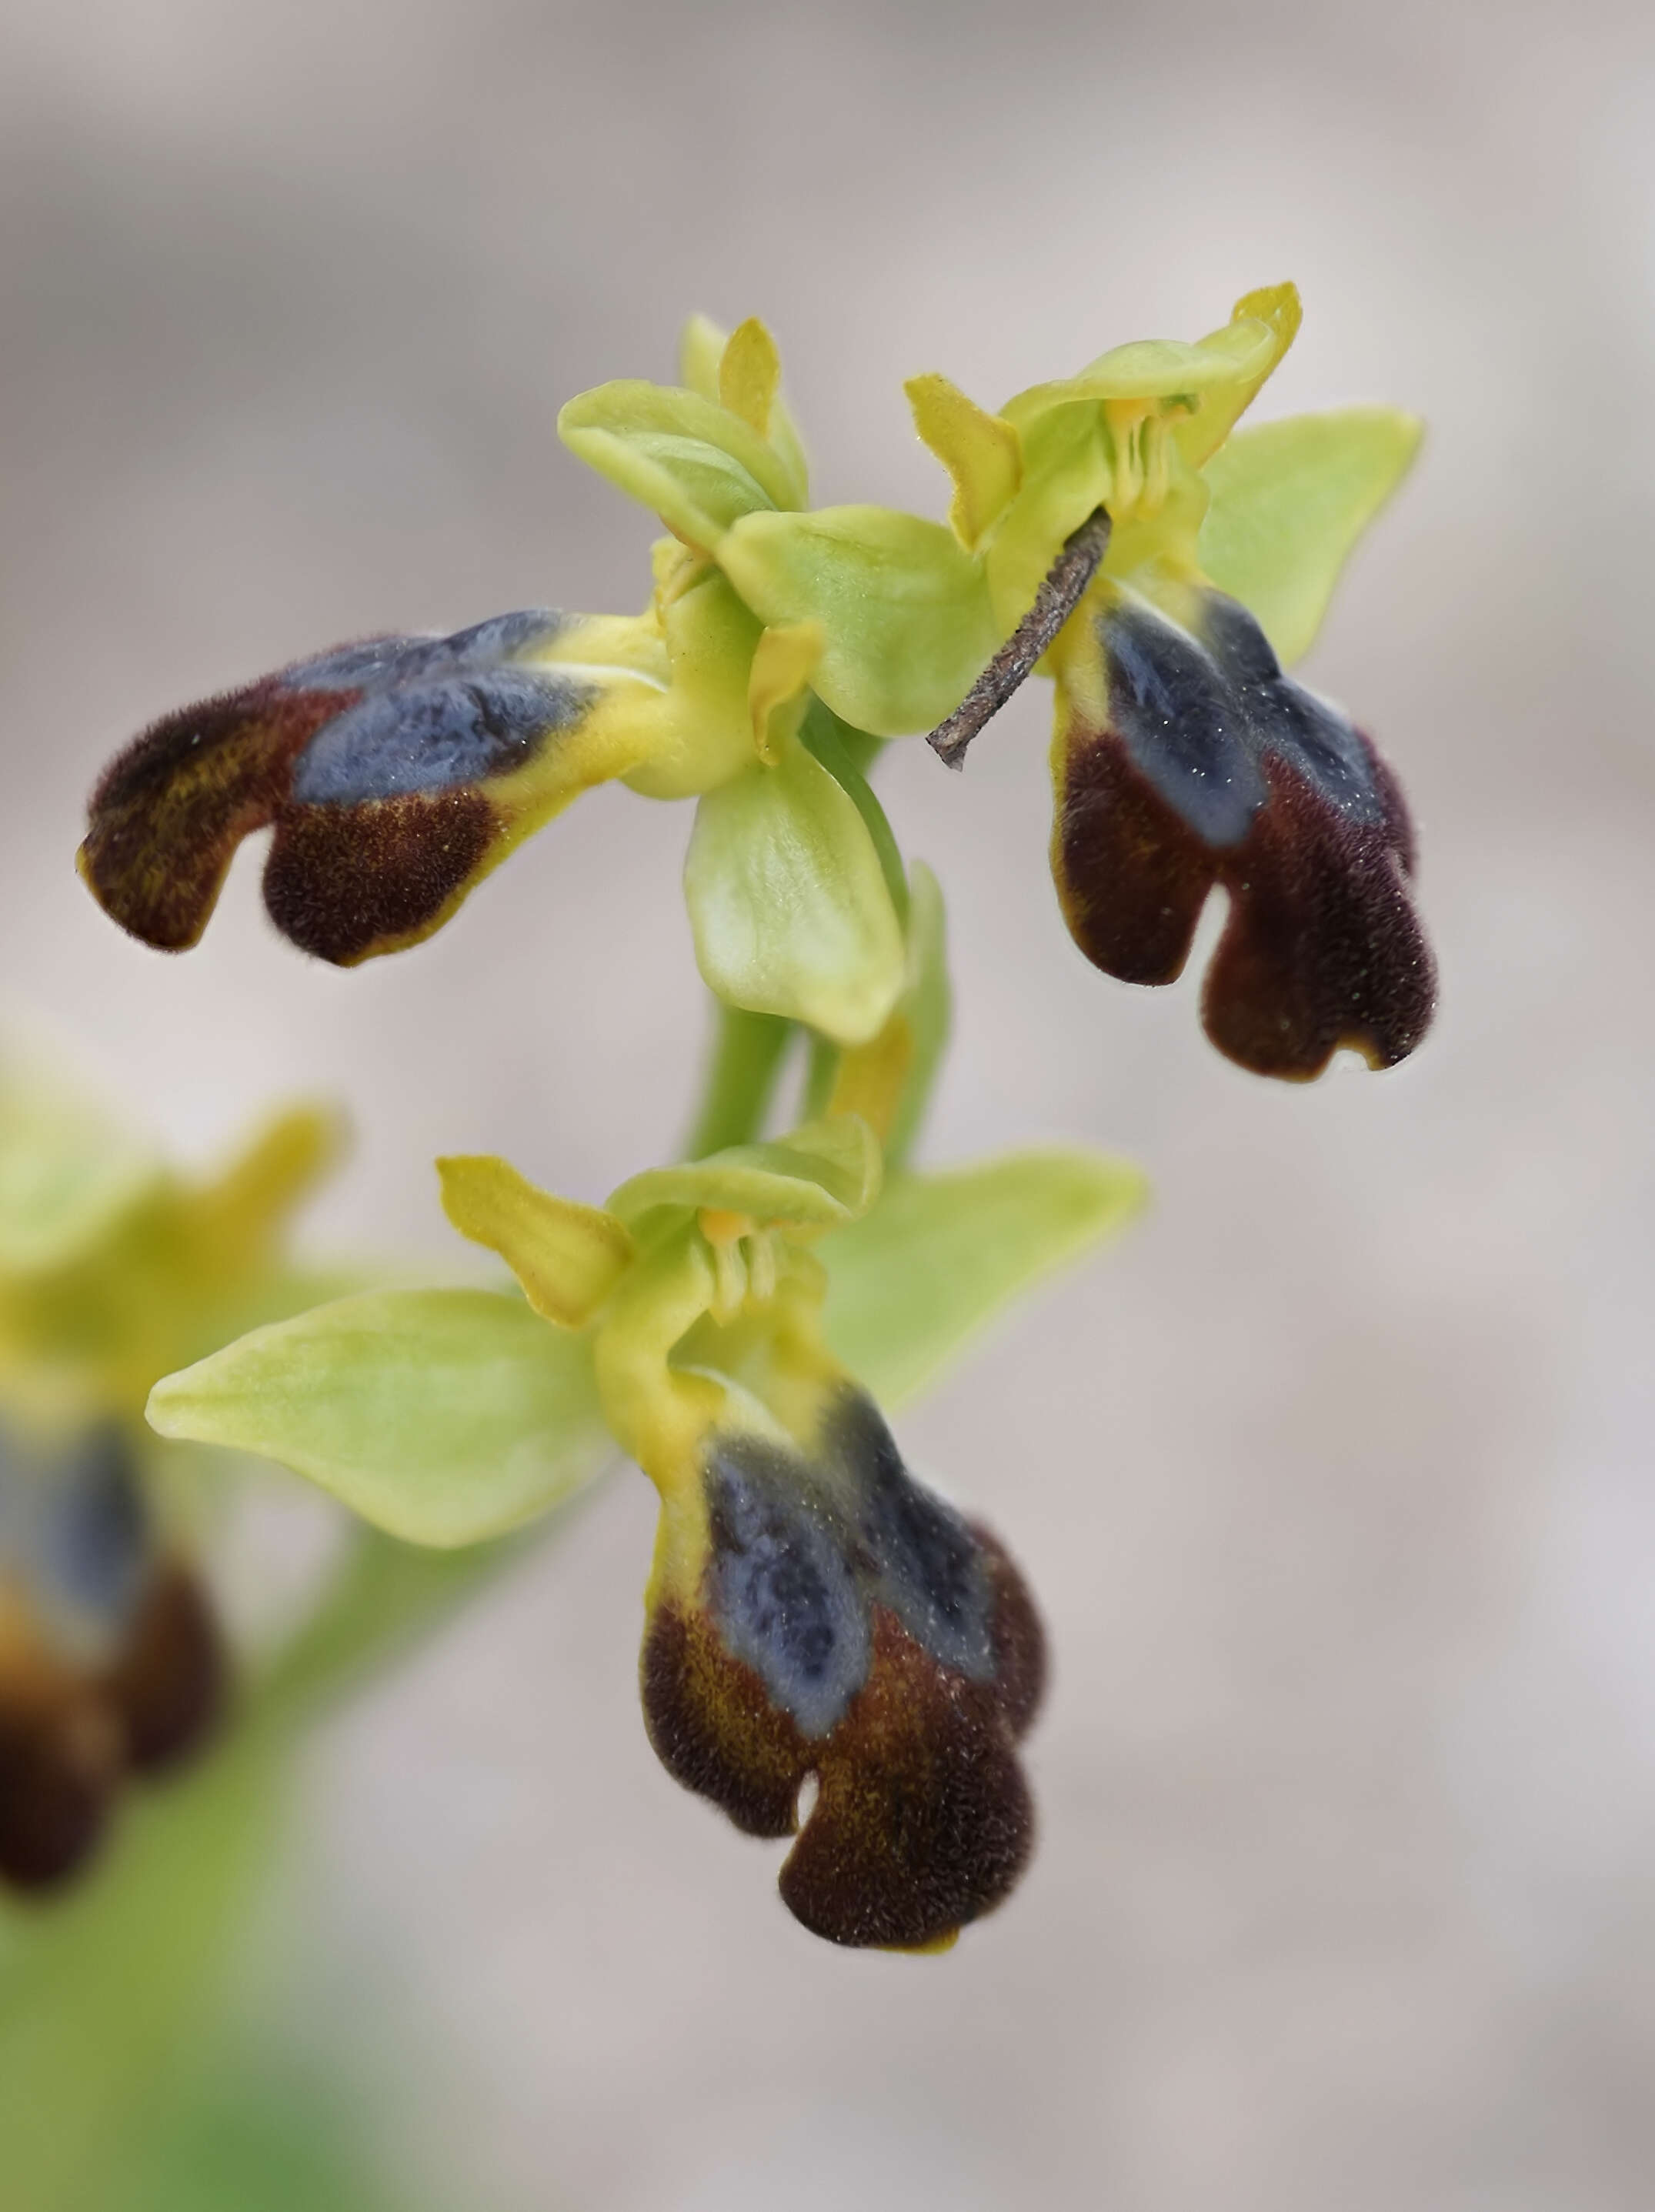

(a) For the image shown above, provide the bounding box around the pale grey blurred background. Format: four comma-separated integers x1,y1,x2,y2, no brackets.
5,0,1655,2204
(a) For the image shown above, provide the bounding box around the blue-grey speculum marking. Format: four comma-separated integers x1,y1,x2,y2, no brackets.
1100,586,1386,846
702,1389,1000,1740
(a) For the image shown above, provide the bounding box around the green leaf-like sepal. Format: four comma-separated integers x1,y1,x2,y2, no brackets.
1198,404,1423,665
683,731,906,1046
558,381,799,550
608,1116,881,1239
717,506,999,736
821,1149,1146,1407
147,1289,610,1547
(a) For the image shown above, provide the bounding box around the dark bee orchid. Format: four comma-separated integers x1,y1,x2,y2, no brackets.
0,1069,342,1890
149,963,1144,1948
641,1378,1044,1949
0,1421,222,1888
89,282,1435,1952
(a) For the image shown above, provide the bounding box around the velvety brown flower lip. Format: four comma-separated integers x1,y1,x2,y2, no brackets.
0,1686,122,1890
1053,586,1436,1079
0,1424,227,1893
78,609,594,964
100,1566,225,1776
640,1387,1046,1949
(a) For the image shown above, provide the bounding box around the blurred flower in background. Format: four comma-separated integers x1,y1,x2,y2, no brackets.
0,1067,341,1889
0,1056,495,2211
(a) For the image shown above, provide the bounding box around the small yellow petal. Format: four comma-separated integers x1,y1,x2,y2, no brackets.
437,1156,632,1328
906,372,1023,549
719,317,782,439
748,620,825,764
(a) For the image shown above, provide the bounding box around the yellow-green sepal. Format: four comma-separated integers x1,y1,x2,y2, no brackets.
1198,404,1423,665
821,1147,1146,1407
717,505,999,736
147,1288,612,1547
999,283,1300,463
438,1156,632,1326
679,312,810,507
1003,321,1272,428
683,728,906,1046
558,379,800,551
608,1116,881,1241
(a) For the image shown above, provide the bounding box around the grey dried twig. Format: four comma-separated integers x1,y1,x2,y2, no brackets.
925,508,1112,770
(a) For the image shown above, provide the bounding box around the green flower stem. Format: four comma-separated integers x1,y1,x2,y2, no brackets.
833,726,886,780
682,1003,797,1159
